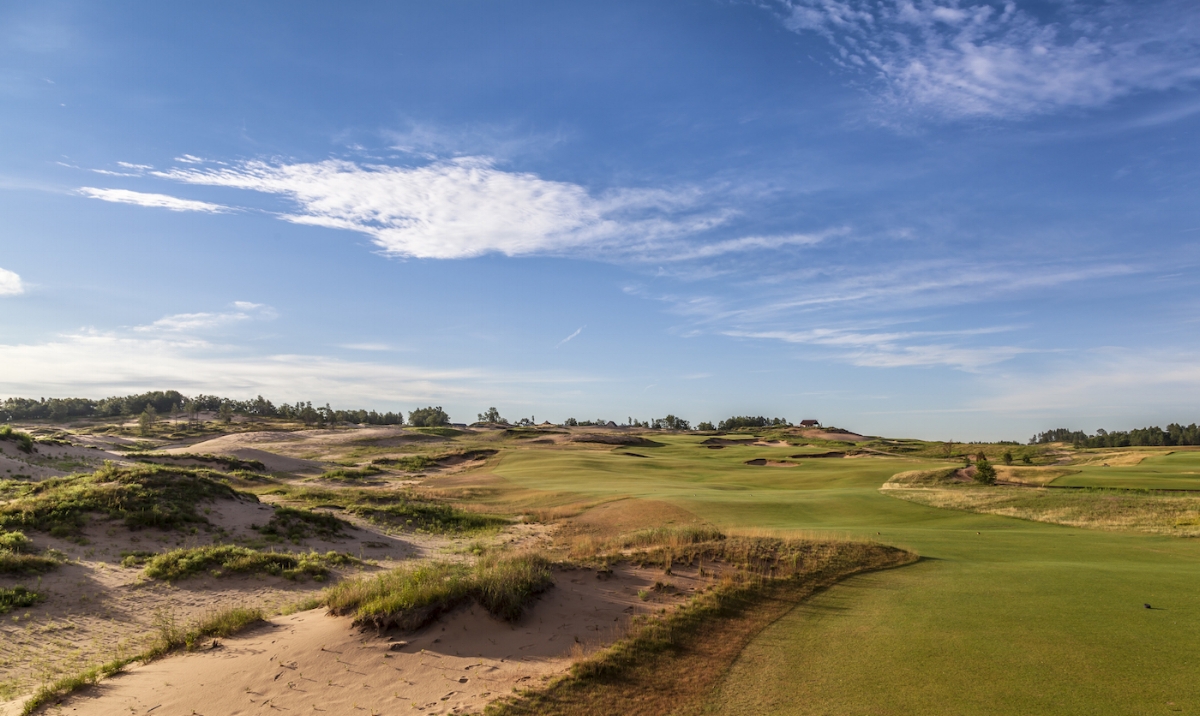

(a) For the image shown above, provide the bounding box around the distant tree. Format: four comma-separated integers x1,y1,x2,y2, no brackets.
943,442,954,457
1002,450,1014,466
963,455,971,467
409,406,450,427
652,415,691,431
138,405,158,436
1021,454,1033,465
974,457,997,485
696,421,715,431
477,407,507,425
563,417,578,427
218,402,233,424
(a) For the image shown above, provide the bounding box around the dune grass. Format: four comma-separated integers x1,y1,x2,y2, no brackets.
0,530,64,574
0,425,34,453
316,465,384,481
142,545,357,582
253,505,349,542
20,605,263,715
125,451,266,471
260,484,505,534
324,552,552,631
0,463,250,539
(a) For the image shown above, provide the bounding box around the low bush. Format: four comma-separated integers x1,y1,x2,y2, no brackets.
143,545,356,582
0,530,62,575
324,552,553,631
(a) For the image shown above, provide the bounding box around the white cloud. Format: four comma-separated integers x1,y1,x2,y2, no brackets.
0,268,24,296
778,0,1200,119
134,302,276,333
153,157,723,259
79,187,230,213
667,230,837,261
0,331,595,411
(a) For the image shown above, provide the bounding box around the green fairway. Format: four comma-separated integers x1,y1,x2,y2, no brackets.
488,436,1200,715
1053,449,1200,491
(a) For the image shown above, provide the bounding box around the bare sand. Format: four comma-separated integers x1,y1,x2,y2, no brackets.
16,564,705,716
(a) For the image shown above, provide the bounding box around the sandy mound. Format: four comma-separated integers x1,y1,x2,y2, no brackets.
165,444,325,474
796,428,865,442
700,438,756,447
35,564,705,716
744,459,799,467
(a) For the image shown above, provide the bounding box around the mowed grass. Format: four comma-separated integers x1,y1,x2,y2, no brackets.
477,435,1200,715
1053,448,1200,490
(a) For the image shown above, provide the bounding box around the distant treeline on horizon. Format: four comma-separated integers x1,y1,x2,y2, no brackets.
0,391,795,433
1031,425,1200,447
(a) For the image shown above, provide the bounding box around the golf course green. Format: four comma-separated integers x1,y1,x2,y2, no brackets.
491,437,1200,714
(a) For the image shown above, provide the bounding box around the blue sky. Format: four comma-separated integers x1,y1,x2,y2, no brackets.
1,0,1198,440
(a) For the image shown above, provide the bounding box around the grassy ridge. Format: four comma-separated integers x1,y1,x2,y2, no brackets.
0,464,250,538
324,553,552,630
126,452,266,471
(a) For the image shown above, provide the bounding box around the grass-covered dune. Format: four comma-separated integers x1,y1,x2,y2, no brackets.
0,463,252,538
463,434,1200,715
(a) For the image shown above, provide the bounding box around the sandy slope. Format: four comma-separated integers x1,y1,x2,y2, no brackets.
22,564,703,715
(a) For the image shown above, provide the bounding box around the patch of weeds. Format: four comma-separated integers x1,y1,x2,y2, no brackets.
325,552,552,631
0,463,253,539
143,545,358,581
253,506,350,542
0,530,63,575
0,586,43,614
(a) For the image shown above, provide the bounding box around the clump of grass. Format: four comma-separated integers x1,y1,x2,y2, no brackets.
0,425,34,453
20,606,263,715
616,526,726,550
142,545,357,582
0,530,63,575
316,465,383,481
253,506,349,542
261,485,505,534
0,586,42,614
371,455,438,471
0,463,252,539
125,452,266,471
324,552,552,631
119,550,156,568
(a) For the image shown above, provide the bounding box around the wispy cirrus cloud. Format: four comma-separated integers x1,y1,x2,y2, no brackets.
79,187,230,213
777,0,1200,120
556,326,584,348
0,267,24,296
726,326,1030,370
150,157,730,260
134,301,276,333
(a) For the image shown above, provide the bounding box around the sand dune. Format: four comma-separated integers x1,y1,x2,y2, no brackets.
34,564,704,715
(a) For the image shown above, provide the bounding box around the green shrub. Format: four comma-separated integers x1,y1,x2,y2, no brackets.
0,586,42,614
0,530,31,552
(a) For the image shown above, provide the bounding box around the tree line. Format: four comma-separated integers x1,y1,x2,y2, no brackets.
1031,424,1200,448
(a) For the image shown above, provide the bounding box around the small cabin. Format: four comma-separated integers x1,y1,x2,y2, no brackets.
799,419,820,427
